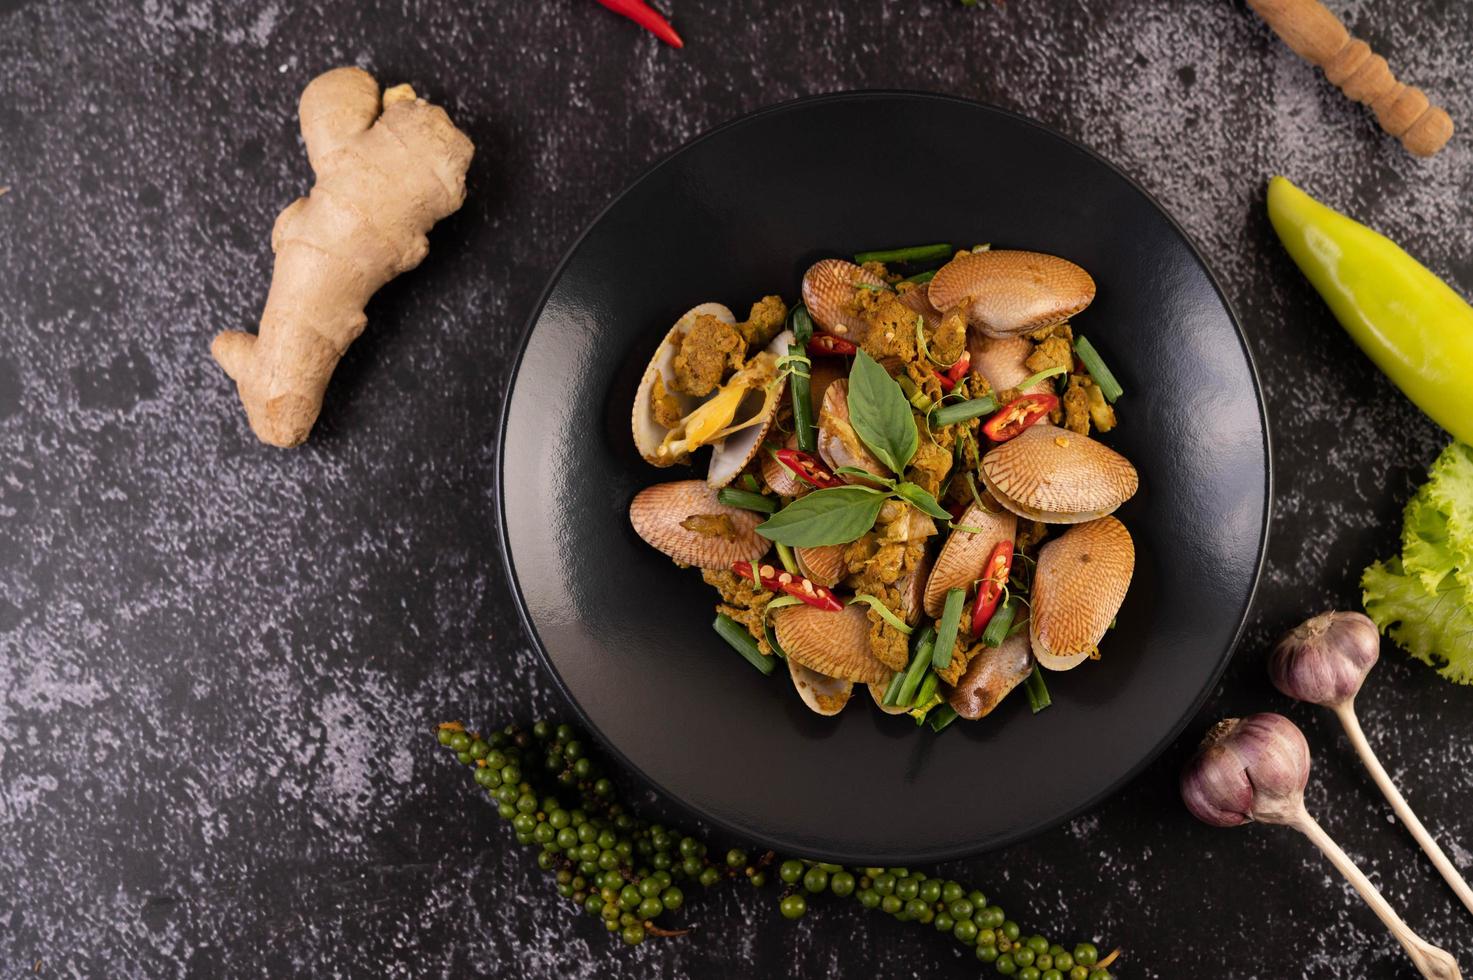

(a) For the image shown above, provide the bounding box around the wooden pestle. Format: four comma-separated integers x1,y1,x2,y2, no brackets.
1247,0,1453,157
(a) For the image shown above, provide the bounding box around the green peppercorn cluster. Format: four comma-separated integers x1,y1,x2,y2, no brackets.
438,719,1116,978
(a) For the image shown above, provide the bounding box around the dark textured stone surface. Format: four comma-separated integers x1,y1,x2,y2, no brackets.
3,1,1472,976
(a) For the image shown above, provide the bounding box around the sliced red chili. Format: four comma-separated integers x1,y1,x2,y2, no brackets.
982,393,1059,442
773,448,845,489
732,560,843,612
970,540,1015,636
934,350,972,392
592,0,684,48
807,334,858,357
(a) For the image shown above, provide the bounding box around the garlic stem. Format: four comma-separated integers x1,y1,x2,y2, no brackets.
1290,805,1463,980
1334,700,1473,918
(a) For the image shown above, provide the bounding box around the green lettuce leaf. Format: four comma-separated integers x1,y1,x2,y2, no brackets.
1419,441,1473,595
1401,486,1458,593
1362,558,1473,685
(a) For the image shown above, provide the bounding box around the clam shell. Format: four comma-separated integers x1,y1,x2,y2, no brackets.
707,329,794,488
896,283,941,330
789,658,853,716
628,479,769,569
807,358,844,415
947,633,1034,719
928,250,1095,338
867,679,910,715
923,500,1017,618
1031,516,1134,671
981,424,1138,523
795,544,847,588
632,303,735,465
897,549,933,625
774,603,893,685
968,334,1050,395
818,381,891,486
801,258,886,339
761,434,808,497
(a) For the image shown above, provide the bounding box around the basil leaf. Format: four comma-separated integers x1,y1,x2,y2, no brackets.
755,486,887,548
848,350,918,476
893,481,953,520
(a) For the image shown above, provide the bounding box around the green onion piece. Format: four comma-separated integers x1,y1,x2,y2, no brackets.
789,305,815,346
850,594,914,635
717,487,776,514
1015,365,1068,391
896,633,935,706
788,342,817,453
932,588,966,670
880,670,907,707
928,704,960,732
742,473,760,493
1074,336,1123,402
911,670,939,708
775,542,799,575
899,269,937,286
980,596,1018,648
853,243,952,266
1024,666,1052,714
931,396,999,428
762,618,788,659
713,614,775,675
853,281,890,293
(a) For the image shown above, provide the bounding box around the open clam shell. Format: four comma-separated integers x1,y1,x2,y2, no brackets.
928,250,1095,339
981,424,1138,523
897,549,933,625
922,499,1017,618
818,381,891,486
895,283,941,330
867,678,910,715
632,303,735,466
707,329,794,488
795,544,847,588
1031,516,1134,671
628,479,769,569
947,632,1034,719
774,603,892,685
761,434,808,497
801,258,886,340
789,658,853,716
968,334,1051,396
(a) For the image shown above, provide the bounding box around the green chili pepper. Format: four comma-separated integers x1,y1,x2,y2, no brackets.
1267,176,1473,446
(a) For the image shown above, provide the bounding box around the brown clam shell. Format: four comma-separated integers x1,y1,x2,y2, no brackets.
789,658,853,716
947,633,1034,719
897,550,933,625
867,678,910,715
706,329,793,489
895,283,941,330
761,434,807,497
923,500,1017,618
807,358,844,415
801,258,886,339
631,303,736,466
795,544,847,588
927,250,1095,338
967,334,1050,396
981,424,1138,523
818,381,890,485
628,480,769,569
1031,516,1134,671
774,603,892,685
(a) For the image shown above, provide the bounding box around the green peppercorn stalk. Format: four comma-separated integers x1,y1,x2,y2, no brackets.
437,719,1119,977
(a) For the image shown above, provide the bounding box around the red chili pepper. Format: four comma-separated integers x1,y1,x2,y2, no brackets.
807,334,858,357
970,540,1014,636
982,393,1059,442
732,561,843,612
934,350,972,392
773,448,845,489
592,0,684,48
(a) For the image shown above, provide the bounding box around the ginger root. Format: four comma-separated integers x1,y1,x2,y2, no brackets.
212,67,474,447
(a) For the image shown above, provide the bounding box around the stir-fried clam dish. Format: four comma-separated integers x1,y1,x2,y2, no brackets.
628,243,1137,730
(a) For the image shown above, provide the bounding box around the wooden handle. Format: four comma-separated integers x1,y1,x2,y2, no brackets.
1247,0,1453,157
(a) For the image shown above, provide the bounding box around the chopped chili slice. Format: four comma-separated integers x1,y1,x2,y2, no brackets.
773,448,845,489
592,0,683,48
934,350,972,392
982,393,1059,442
970,540,1014,636
732,560,843,612
807,334,858,356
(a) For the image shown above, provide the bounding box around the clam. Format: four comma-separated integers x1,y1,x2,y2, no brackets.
1031,516,1134,671
817,381,891,485
981,424,1137,523
895,282,941,330
947,632,1034,719
897,550,933,625
801,258,887,340
807,357,844,414
867,678,910,715
922,499,1017,618
795,544,847,588
628,479,770,569
968,334,1051,395
631,302,790,487
789,658,853,716
761,435,808,497
927,250,1095,338
876,499,938,544
774,603,893,685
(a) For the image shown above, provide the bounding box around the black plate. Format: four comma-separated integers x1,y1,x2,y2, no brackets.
499,92,1270,863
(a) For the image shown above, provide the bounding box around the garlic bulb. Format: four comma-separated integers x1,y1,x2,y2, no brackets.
1268,611,1379,708
1180,713,1310,828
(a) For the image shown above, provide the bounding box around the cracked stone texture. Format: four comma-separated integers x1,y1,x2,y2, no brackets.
3,0,1473,977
